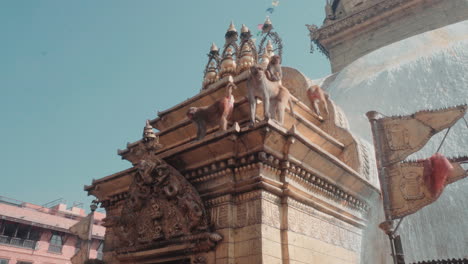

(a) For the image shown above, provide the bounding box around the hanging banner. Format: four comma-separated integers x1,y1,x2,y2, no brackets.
371,105,467,166
385,155,467,219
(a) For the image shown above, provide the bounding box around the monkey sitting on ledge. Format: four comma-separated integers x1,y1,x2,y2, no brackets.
306,84,329,121
187,82,236,141
247,65,294,126
265,55,282,83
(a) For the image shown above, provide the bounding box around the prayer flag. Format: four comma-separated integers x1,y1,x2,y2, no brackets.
369,105,467,166
385,154,467,219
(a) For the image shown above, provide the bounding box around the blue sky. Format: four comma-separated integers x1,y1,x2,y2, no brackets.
0,1,329,210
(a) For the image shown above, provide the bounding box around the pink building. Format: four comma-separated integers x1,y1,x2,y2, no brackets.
0,197,105,264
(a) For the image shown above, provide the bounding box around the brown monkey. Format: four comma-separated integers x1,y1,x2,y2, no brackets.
247,65,294,126
306,85,329,121
265,55,282,82
187,83,235,140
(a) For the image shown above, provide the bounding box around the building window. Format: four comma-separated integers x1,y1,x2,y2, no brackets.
48,232,63,253
0,221,39,250
2,222,18,237
0,259,9,264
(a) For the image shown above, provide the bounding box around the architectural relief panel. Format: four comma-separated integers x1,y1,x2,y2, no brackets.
261,200,281,229
287,206,362,253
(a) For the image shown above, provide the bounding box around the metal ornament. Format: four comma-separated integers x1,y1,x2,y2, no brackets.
258,17,283,61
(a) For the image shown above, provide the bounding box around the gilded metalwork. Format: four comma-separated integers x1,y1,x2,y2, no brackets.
202,43,220,89
258,17,283,61
237,24,257,73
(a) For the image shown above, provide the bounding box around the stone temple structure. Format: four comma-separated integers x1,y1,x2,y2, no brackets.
85,1,468,263
308,0,468,72
85,20,380,264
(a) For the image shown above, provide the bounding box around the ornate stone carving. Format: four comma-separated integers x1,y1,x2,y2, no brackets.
118,121,163,165
306,0,417,56
113,158,222,254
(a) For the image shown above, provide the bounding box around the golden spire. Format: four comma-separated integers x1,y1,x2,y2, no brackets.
210,42,218,53
266,40,274,54
227,21,237,32
238,42,254,73
220,47,237,78
262,17,273,33
241,24,249,33
203,43,219,89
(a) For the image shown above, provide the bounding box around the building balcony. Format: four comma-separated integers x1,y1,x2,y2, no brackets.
0,235,37,250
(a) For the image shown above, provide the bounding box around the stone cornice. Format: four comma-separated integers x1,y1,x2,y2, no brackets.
307,0,419,48
188,151,370,212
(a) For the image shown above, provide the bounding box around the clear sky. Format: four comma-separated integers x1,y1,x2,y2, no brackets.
0,0,330,210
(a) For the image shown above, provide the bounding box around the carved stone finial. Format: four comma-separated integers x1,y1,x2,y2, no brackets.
143,120,156,142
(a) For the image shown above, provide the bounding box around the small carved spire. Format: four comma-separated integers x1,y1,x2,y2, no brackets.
220,21,239,78
258,17,283,60
143,120,156,142
266,40,274,55
238,24,257,73
225,21,239,46
238,42,254,72
202,43,220,90
210,42,218,53
203,61,218,89
260,40,275,67
227,21,237,32
240,24,252,41
241,24,249,33
262,17,273,33
219,47,237,78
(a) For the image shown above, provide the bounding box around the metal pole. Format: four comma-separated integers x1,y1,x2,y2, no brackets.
394,235,406,264
87,202,97,261
367,111,399,264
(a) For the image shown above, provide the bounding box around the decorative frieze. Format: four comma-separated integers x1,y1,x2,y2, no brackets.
181,151,369,214
286,160,369,212
287,203,362,252
307,0,410,42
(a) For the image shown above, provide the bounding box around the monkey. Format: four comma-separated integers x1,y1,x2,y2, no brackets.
247,65,294,126
265,55,283,82
306,84,329,121
187,83,235,140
